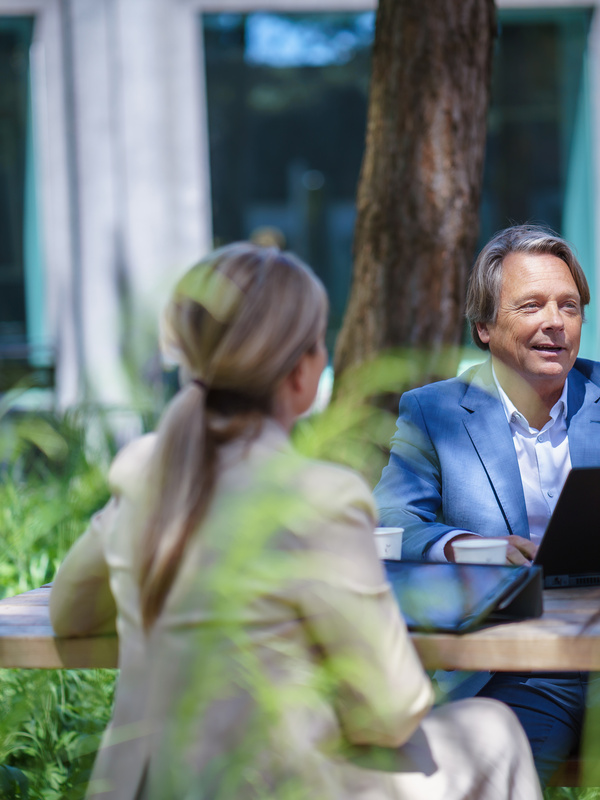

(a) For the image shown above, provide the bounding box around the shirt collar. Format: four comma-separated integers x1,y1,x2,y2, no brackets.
491,363,568,432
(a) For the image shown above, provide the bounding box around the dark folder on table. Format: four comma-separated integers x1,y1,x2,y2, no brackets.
383,561,543,634
533,466,600,589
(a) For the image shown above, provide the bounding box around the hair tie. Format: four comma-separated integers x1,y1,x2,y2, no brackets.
192,378,208,392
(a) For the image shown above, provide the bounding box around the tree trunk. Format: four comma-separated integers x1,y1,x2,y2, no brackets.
334,0,496,392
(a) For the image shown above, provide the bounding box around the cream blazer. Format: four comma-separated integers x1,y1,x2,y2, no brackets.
50,419,433,800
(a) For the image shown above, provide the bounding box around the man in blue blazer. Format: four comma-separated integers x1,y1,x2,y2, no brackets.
376,356,600,561
374,224,599,785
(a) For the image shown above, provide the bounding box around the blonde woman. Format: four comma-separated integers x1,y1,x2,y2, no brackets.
50,244,541,800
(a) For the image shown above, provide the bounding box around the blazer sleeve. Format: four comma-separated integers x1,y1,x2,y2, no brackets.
49,499,118,637
50,434,155,637
373,390,472,561
295,465,434,749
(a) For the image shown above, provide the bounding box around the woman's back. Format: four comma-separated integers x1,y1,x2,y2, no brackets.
79,420,430,800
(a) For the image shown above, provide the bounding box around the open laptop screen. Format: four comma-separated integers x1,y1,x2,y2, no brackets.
534,467,600,588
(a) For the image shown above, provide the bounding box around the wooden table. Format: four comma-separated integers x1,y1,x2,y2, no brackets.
1,585,600,670
413,586,600,671
0,586,117,669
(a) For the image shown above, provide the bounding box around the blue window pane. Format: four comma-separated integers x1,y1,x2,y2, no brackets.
0,17,33,346
480,10,592,241
203,13,374,343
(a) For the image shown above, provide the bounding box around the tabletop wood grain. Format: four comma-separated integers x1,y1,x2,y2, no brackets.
1,585,599,670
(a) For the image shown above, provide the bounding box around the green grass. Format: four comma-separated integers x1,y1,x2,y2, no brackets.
0,406,117,798
0,668,115,799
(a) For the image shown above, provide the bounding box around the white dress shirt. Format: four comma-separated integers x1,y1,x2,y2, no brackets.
493,370,571,546
428,369,571,561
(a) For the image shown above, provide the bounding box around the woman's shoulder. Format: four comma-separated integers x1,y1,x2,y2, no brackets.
292,456,377,522
107,433,158,496
281,457,382,585
248,420,376,516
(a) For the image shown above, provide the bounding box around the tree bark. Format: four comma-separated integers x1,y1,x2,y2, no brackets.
335,0,496,389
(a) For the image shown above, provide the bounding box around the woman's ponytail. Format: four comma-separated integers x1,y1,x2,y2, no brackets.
139,243,327,628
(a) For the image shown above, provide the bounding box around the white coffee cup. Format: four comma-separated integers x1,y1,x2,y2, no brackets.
452,537,508,565
374,527,404,560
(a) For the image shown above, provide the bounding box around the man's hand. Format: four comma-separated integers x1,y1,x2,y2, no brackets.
444,533,537,565
505,535,537,566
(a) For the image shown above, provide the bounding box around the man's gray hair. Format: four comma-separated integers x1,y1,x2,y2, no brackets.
466,224,590,350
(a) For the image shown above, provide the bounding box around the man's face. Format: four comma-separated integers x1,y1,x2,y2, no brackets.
476,252,582,395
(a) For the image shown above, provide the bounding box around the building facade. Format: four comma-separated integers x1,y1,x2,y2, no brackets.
1,0,599,409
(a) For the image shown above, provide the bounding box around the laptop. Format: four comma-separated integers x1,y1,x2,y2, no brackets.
534,467,600,589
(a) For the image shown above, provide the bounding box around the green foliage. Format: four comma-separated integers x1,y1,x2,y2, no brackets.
0,406,113,599
0,404,119,798
0,765,28,799
0,668,115,799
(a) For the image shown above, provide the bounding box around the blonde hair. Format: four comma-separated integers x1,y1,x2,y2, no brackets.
140,243,327,628
466,224,590,350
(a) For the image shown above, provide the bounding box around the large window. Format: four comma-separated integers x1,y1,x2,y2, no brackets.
0,17,32,344
203,13,373,346
202,9,595,353
481,13,594,259
0,16,50,388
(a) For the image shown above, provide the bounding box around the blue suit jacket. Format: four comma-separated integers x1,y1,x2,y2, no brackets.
374,357,600,562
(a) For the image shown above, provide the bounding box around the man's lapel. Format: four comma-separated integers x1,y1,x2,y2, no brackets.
459,360,529,538
567,366,600,467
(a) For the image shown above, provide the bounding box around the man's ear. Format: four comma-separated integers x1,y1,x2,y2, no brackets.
476,322,491,344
